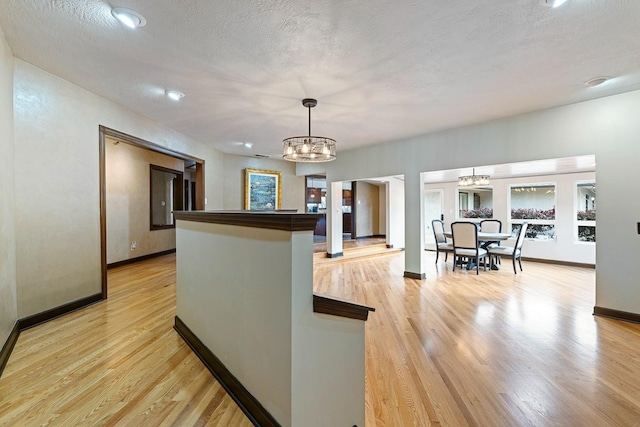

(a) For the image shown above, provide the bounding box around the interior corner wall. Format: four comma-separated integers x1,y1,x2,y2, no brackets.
13,59,223,318
221,153,305,212
354,182,379,237
0,23,17,343
106,139,184,264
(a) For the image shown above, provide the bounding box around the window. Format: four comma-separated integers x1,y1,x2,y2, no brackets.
510,184,556,240
576,182,596,242
458,187,493,220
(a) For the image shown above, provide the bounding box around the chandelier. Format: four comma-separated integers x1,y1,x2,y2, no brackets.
282,99,336,162
458,168,490,187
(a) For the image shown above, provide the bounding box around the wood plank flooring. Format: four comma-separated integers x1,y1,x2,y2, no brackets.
2,251,640,426
0,255,251,427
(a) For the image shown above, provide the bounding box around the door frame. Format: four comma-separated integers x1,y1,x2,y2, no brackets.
99,126,205,299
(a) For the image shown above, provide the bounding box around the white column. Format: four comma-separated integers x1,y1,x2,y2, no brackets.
326,180,344,257
403,172,425,279
386,177,405,250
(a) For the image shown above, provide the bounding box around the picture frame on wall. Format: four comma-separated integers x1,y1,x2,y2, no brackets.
244,168,282,210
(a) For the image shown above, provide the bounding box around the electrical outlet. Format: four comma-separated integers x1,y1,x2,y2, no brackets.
131,241,137,251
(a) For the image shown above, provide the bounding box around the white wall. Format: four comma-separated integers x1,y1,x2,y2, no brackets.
176,220,365,426
0,23,17,343
222,153,305,212
425,171,596,264
298,89,640,315
13,60,223,317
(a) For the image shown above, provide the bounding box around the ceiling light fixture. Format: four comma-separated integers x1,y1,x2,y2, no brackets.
458,168,490,187
540,0,569,8
584,76,610,87
283,99,336,162
165,90,184,101
111,7,146,29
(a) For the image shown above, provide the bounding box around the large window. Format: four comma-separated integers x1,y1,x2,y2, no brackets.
576,182,596,242
458,187,493,219
510,184,556,240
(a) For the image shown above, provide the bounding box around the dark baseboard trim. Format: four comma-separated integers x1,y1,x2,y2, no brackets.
593,306,640,324
386,244,394,249
174,317,280,427
19,292,104,331
522,257,595,269
108,249,176,269
327,252,343,258
404,271,426,280
356,234,385,240
0,322,21,377
0,292,103,378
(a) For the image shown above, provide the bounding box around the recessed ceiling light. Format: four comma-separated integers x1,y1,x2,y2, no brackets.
244,142,253,148
540,0,569,8
585,76,610,87
111,7,146,29
165,90,185,101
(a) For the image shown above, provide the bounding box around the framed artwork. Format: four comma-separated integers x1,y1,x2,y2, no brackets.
244,168,282,210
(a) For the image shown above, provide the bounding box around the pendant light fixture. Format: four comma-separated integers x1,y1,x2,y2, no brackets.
282,99,336,162
458,168,490,187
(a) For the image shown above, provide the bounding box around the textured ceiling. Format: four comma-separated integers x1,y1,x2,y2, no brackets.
1,0,639,158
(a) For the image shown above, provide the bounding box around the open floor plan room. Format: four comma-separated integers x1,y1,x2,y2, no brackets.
2,252,639,426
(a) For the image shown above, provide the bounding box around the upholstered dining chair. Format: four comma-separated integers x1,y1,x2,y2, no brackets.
431,219,454,264
489,222,529,274
451,221,487,275
480,219,503,266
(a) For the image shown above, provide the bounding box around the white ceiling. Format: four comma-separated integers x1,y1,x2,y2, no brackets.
1,1,639,159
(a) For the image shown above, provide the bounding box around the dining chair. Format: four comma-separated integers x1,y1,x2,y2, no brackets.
451,221,487,275
480,219,503,266
431,219,454,264
480,219,502,246
489,222,529,274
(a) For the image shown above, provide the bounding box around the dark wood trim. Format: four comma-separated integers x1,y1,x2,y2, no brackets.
174,211,323,232
173,317,280,427
0,322,20,377
313,293,375,321
99,126,205,163
99,130,107,299
150,164,184,230
522,257,595,269
593,306,640,324
0,293,103,378
327,252,343,258
356,234,385,239
404,271,426,280
19,293,103,331
195,162,205,210
107,249,176,269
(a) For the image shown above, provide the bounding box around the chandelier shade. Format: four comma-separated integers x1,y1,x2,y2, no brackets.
458,168,490,187
283,99,336,162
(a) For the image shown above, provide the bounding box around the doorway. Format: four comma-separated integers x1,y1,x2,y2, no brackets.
424,189,444,251
99,126,205,298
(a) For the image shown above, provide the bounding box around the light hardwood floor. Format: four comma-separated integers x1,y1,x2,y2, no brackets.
0,255,252,427
2,251,640,426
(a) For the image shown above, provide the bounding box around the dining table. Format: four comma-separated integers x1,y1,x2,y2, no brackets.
443,230,512,270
